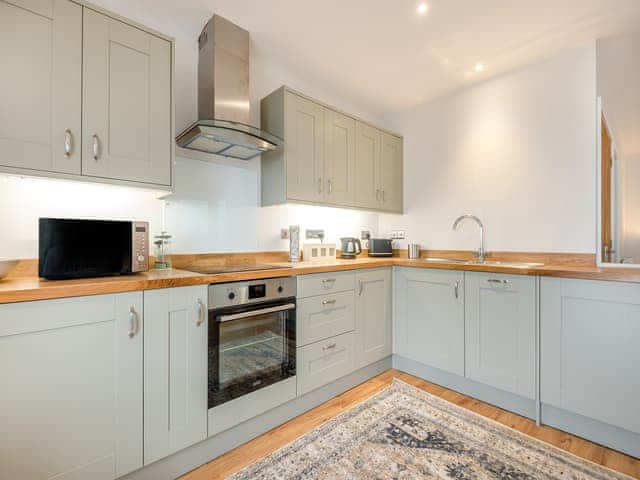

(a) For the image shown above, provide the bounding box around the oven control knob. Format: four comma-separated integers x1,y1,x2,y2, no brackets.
228,292,236,300
277,286,284,293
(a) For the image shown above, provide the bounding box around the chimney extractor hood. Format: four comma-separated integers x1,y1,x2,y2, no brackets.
176,15,282,160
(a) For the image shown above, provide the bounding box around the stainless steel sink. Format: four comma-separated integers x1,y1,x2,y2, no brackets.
423,257,470,264
422,258,544,269
474,261,544,269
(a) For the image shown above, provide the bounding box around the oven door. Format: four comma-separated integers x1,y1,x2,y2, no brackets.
208,298,296,408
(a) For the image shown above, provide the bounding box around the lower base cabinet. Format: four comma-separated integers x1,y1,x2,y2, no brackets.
394,267,465,376
465,272,536,399
355,268,392,369
541,278,640,437
143,286,208,465
0,293,144,480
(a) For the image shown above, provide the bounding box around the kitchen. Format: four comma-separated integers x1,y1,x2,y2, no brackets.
1,1,640,479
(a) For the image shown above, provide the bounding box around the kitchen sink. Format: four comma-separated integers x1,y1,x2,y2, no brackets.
422,258,544,269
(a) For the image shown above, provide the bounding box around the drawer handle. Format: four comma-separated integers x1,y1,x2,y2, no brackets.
487,278,509,285
322,299,337,306
92,134,100,161
322,343,337,351
454,280,459,299
322,278,336,284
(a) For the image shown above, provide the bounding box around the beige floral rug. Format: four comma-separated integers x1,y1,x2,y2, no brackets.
229,379,632,480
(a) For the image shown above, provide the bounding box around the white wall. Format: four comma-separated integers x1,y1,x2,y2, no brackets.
379,44,597,253
0,1,381,259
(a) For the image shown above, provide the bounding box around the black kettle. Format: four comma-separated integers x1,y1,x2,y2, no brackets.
340,237,362,259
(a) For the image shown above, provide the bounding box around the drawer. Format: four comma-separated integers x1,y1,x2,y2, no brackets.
297,271,355,298
297,331,356,396
297,291,355,346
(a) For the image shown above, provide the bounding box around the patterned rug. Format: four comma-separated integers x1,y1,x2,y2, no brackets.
229,379,632,480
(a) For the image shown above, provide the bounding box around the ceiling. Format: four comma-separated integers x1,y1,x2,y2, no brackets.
104,0,640,114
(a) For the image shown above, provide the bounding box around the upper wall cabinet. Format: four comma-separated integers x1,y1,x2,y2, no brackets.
0,0,82,175
261,86,402,213
0,0,174,189
82,8,172,186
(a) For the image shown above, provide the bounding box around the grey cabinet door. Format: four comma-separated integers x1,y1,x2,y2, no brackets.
284,92,325,202
394,268,465,376
354,121,381,209
541,278,640,434
0,293,143,480
0,0,82,175
379,132,403,213
324,108,356,206
355,268,392,368
143,286,208,464
82,8,172,186
465,272,536,399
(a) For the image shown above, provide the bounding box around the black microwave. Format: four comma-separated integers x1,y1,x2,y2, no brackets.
39,218,149,280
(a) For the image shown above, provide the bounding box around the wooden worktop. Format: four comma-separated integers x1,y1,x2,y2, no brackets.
2,251,640,305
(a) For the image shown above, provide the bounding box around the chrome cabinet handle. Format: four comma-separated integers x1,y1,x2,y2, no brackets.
64,129,73,158
92,134,100,161
358,280,364,296
454,281,459,299
318,177,323,194
322,299,337,305
487,278,509,285
382,190,386,202
322,278,336,284
196,299,205,326
322,342,337,351
376,189,381,201
128,307,139,338
327,179,333,194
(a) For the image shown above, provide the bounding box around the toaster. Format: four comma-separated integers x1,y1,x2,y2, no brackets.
368,238,393,257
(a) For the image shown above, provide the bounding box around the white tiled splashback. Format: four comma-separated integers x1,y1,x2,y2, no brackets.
0,155,379,259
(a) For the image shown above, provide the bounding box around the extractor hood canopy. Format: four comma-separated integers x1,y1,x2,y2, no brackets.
176,15,282,160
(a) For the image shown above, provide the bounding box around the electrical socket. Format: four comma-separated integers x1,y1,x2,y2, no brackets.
391,230,406,239
360,230,371,240
281,228,289,239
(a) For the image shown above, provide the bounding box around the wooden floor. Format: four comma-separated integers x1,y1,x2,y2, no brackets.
181,369,640,480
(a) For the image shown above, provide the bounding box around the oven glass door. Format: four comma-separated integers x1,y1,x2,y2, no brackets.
209,299,296,408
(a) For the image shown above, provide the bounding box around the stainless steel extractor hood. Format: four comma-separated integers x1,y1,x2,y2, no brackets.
176,15,282,160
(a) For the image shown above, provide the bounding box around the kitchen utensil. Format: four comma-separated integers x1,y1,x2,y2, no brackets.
369,238,393,257
289,225,300,262
153,231,172,270
408,244,421,259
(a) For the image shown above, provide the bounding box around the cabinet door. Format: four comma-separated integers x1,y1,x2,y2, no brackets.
144,286,208,464
82,8,171,186
394,268,465,376
379,132,403,212
355,268,392,368
541,278,640,434
0,0,81,174
0,293,143,480
465,272,536,399
324,109,356,206
354,121,381,209
284,92,325,202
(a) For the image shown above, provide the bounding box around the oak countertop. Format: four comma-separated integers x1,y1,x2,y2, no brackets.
2,254,640,305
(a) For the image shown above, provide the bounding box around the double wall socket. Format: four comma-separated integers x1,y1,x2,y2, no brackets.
391,230,406,239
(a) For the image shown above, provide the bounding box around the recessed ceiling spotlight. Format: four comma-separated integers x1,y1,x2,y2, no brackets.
417,3,429,15
474,62,486,73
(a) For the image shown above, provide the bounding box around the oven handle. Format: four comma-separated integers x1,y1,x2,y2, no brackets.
217,303,296,323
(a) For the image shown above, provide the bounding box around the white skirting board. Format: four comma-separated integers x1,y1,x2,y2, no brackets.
119,357,392,480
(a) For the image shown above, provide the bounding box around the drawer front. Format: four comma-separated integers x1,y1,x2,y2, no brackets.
297,331,356,395
298,291,355,346
297,271,355,298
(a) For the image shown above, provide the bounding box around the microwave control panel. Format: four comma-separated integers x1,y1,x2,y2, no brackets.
132,221,149,272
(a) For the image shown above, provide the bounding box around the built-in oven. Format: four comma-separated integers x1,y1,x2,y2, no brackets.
208,277,296,409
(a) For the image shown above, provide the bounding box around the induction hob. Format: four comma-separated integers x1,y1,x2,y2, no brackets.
184,264,292,275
